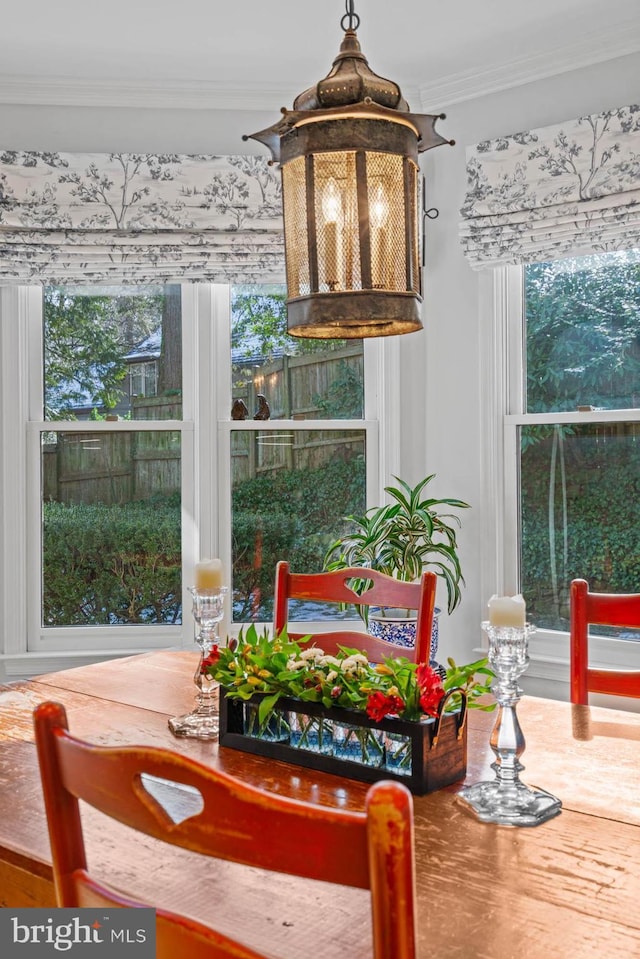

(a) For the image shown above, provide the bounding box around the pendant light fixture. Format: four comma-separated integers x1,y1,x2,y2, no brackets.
244,0,453,339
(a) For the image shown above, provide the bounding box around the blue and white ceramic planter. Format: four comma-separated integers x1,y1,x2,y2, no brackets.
368,606,440,664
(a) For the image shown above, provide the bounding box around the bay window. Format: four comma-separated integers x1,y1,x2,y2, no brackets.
498,251,640,691
0,281,388,678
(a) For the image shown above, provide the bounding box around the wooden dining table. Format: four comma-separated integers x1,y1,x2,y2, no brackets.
0,649,639,958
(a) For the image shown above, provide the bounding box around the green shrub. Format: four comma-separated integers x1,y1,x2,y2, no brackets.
43,499,181,626
232,457,366,620
521,435,640,629
42,458,366,627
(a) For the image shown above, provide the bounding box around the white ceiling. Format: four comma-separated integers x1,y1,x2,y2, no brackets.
1,0,639,111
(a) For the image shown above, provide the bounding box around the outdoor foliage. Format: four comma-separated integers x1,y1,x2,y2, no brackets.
44,287,164,418
521,427,640,629
232,457,366,620
522,252,640,631
42,458,366,627
525,253,640,413
232,287,336,360
42,496,181,626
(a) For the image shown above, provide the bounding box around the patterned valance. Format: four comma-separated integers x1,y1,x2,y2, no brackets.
460,104,640,269
0,151,285,285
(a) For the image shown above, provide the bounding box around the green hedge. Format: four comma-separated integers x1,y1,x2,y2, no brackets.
521,437,640,629
42,458,366,627
232,456,366,620
43,497,181,626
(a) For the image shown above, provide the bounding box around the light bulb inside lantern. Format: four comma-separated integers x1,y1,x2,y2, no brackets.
321,178,342,290
370,182,389,230
322,177,343,223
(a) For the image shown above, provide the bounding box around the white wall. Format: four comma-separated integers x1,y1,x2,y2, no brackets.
1,50,638,677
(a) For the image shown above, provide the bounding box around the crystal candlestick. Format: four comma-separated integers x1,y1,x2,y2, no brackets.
168,586,227,740
458,622,562,826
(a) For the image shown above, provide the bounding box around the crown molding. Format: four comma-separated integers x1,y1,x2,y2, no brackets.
0,74,423,113
0,23,638,114
0,75,302,111
418,22,640,111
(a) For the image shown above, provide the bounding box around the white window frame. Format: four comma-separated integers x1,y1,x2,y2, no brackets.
0,283,396,678
481,265,640,704
215,284,395,639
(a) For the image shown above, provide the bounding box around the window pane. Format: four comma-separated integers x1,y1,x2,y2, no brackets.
43,285,182,422
520,423,640,638
525,250,640,413
231,285,364,420
231,429,366,622
41,430,181,627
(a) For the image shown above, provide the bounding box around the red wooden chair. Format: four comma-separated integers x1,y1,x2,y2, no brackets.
273,561,437,664
34,700,417,959
569,578,640,705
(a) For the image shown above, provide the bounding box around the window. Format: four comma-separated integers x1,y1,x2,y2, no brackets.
30,285,186,652
503,250,640,653
0,282,390,676
223,284,381,626
129,362,158,399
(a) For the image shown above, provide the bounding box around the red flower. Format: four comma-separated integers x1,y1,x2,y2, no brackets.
200,645,220,674
419,686,444,717
416,663,444,717
331,685,342,698
366,691,405,722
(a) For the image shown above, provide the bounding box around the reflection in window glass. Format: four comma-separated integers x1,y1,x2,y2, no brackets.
525,250,640,413
520,423,640,637
43,285,182,422
41,431,182,627
231,429,366,622
230,285,364,420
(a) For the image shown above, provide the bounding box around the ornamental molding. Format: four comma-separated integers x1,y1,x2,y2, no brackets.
419,22,640,111
0,23,638,112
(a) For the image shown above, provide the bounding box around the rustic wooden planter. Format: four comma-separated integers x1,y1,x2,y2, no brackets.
219,688,467,795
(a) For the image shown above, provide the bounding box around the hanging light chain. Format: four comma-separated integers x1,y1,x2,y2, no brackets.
341,0,360,32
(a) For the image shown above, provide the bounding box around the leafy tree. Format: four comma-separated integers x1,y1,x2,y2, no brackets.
44,287,163,418
231,287,345,361
525,252,640,413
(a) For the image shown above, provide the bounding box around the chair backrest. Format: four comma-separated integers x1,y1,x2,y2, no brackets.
34,700,417,959
569,578,640,705
273,561,437,664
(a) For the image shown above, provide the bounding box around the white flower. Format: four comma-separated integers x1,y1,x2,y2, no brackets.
286,657,308,671
299,647,325,661
318,655,341,668
340,655,369,676
326,670,338,682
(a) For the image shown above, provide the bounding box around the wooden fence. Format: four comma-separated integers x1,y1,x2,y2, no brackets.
43,346,364,505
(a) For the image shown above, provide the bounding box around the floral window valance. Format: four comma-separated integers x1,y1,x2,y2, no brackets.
460,103,640,269
0,151,284,285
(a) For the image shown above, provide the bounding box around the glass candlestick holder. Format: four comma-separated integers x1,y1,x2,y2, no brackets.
458,622,562,826
168,586,228,740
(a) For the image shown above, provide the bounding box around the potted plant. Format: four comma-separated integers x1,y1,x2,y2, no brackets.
208,625,494,794
323,475,470,659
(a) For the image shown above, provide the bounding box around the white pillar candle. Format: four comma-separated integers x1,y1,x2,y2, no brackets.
488,594,526,627
195,558,224,591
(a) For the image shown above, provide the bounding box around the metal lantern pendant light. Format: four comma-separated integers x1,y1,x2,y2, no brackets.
245,1,453,338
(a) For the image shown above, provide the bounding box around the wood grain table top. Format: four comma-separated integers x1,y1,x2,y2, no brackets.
1,650,639,959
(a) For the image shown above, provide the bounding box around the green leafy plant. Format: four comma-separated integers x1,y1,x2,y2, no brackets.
207,624,494,729
323,474,470,619
42,497,181,625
